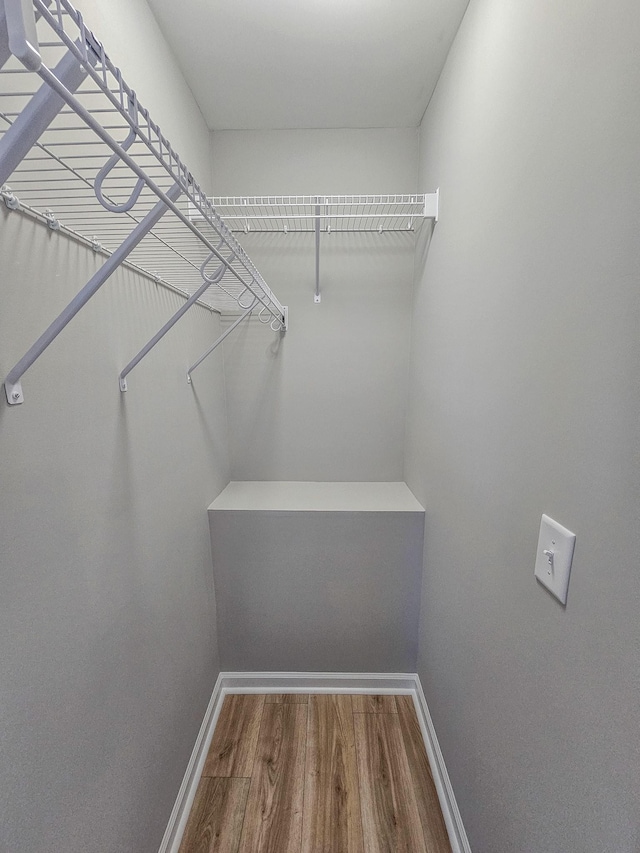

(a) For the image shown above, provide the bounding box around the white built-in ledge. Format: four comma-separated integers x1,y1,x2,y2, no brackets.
208,481,424,513
208,480,425,671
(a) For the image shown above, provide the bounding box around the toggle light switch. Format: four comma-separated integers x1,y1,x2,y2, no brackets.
534,514,576,605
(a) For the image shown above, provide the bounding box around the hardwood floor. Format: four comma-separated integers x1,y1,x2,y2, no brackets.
238,703,307,853
202,695,264,778
179,694,451,853
302,695,364,853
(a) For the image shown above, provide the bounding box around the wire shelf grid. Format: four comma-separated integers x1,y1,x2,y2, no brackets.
204,194,431,234
0,0,285,321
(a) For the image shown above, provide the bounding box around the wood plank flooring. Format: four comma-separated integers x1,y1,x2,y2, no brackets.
179,694,451,853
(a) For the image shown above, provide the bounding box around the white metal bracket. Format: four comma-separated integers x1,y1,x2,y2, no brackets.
314,294,321,303
424,188,439,223
4,378,24,405
1,183,19,209
4,183,182,403
314,196,321,303
44,208,60,230
187,297,261,383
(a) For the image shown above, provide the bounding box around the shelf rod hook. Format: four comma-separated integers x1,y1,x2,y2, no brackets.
314,195,321,303
4,182,182,405
94,126,145,213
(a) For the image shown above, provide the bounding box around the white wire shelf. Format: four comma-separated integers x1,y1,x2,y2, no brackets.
201,193,439,234
198,192,439,304
0,3,283,316
0,0,287,403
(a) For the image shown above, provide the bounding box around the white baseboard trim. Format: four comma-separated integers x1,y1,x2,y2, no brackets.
159,671,470,853
412,677,472,853
221,670,417,694
157,672,225,853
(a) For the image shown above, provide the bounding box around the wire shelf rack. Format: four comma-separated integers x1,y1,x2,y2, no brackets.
204,194,438,234
0,0,285,322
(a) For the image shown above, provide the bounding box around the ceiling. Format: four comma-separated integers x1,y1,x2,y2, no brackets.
146,0,470,131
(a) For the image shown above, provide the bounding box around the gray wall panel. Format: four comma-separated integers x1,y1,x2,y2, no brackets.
0,210,228,853
405,0,640,850
210,509,424,672
213,128,419,482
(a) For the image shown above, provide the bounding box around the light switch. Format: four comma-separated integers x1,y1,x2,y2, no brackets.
534,514,576,605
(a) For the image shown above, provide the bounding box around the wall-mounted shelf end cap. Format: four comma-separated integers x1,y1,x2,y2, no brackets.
424,188,439,223
4,378,24,405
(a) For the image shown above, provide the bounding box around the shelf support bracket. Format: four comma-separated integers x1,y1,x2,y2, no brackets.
424,188,439,222
314,196,321,303
187,299,258,384
0,0,14,69
0,41,93,185
119,251,234,391
4,182,182,405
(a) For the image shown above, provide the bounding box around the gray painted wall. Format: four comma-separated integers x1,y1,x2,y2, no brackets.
0,5,223,850
210,506,424,673
405,1,640,851
213,128,419,481
0,210,228,850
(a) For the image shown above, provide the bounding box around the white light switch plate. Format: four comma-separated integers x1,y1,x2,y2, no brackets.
534,514,576,605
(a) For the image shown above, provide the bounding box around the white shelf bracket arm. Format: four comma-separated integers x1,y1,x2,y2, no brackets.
118,248,234,391
4,182,182,405
0,40,94,185
314,196,321,303
187,298,258,384
0,2,13,69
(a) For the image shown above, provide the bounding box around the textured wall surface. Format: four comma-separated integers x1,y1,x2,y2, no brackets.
210,502,424,672
405,0,640,851
212,128,420,481
0,209,229,852
0,5,224,850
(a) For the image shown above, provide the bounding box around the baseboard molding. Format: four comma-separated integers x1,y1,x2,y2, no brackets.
220,670,417,694
159,671,471,853
157,672,224,853
412,677,472,853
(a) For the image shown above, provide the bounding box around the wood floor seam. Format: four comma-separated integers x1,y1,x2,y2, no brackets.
300,693,312,853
